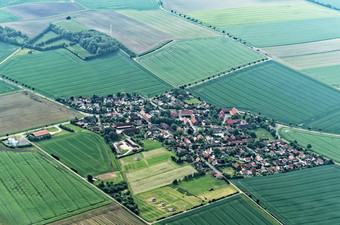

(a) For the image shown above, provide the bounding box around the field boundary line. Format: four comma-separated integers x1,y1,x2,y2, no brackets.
32,142,151,225
0,47,20,65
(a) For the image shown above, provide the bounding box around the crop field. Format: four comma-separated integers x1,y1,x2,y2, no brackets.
234,165,340,225
159,194,277,225
0,0,63,8
227,17,340,47
189,61,340,126
5,3,84,20
0,9,18,23
313,0,340,8
187,2,338,27
73,10,172,55
118,10,219,39
304,64,340,89
0,80,18,94
280,127,340,162
0,42,17,62
54,20,88,32
0,150,111,225
303,109,340,134
281,51,340,69
75,0,159,10
49,203,145,225
0,92,79,135
38,131,114,177
0,49,171,98
138,37,265,86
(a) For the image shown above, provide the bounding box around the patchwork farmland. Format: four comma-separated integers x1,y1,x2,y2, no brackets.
0,150,111,225
138,37,266,86
0,0,61,8
304,64,340,89
189,61,340,131
37,130,115,177
280,127,340,162
0,49,172,98
0,9,18,22
75,0,159,10
159,194,278,225
234,165,340,225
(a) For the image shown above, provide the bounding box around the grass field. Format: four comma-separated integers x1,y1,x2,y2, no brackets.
75,0,159,10
0,92,79,135
0,150,111,225
38,131,114,177
0,80,18,94
189,61,340,129
73,10,172,55
141,139,163,150
0,9,19,23
0,42,17,62
227,17,340,47
304,64,340,89
138,37,265,86
280,127,340,162
118,9,219,39
255,128,275,141
49,203,144,225
54,20,88,32
5,2,84,20
0,49,171,98
34,31,59,44
159,194,278,225
234,165,340,225
187,2,339,27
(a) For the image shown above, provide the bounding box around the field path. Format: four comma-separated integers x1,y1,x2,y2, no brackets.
0,47,20,65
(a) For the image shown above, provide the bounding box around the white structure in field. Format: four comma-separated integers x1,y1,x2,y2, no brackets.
7,138,19,147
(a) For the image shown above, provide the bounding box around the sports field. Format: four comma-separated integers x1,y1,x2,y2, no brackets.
227,17,340,47
0,80,18,94
280,127,340,162
234,165,340,225
0,92,79,135
189,61,340,126
0,150,111,225
5,2,84,20
38,131,114,177
73,10,173,55
187,2,338,27
0,9,18,22
75,0,159,10
159,194,278,225
0,49,171,98
138,37,265,86
118,10,219,39
304,64,340,89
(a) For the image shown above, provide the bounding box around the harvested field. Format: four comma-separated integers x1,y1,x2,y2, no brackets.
227,17,340,47
73,10,172,55
118,9,220,39
234,165,340,225
5,2,84,20
75,0,159,10
0,150,111,225
0,92,79,135
187,2,339,27
304,64,340,89
189,61,340,128
138,37,265,86
0,49,171,98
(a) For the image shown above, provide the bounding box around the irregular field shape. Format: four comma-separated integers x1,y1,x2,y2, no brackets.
0,92,79,135
189,61,340,126
0,49,171,98
118,9,220,39
304,64,340,88
0,9,19,23
234,165,340,225
0,80,18,94
75,0,159,10
0,42,17,62
159,194,275,225
280,127,340,163
38,132,113,177
162,0,301,12
137,37,265,86
73,10,173,55
187,2,339,27
0,150,111,225
227,17,340,47
5,2,84,20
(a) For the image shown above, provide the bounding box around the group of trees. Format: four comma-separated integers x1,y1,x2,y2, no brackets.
27,133,52,142
0,26,29,46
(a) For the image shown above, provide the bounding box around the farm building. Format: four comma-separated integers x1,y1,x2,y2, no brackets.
32,130,50,137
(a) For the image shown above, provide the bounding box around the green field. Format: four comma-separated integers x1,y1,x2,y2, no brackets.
234,165,340,225
0,42,17,63
0,49,171,98
75,0,159,10
138,37,265,86
141,139,163,150
187,2,339,27
280,127,340,162
0,0,60,8
38,131,115,177
0,9,19,22
0,150,111,225
118,9,219,39
255,128,275,141
54,20,88,32
0,80,18,94
227,17,340,47
304,64,340,89
189,61,340,132
159,194,278,225
313,0,340,8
